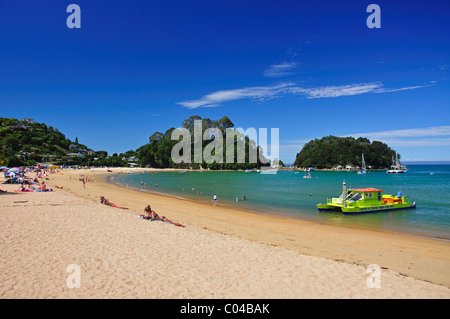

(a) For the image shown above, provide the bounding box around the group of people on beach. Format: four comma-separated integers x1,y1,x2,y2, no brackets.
99,196,185,228
2,167,54,193
18,180,52,192
78,174,93,188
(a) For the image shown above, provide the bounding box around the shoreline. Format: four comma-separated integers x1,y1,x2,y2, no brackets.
42,167,450,287
106,168,449,243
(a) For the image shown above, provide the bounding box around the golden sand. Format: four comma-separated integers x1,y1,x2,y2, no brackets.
0,167,449,298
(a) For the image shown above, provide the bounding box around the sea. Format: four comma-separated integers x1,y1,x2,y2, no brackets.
109,165,450,240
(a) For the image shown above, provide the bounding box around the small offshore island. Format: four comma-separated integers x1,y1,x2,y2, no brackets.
292,135,398,171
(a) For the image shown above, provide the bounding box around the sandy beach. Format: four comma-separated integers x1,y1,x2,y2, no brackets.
1,167,449,299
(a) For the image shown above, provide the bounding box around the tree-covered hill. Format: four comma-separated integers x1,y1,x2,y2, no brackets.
0,117,134,167
0,117,78,166
293,136,397,169
135,115,270,170
0,116,271,170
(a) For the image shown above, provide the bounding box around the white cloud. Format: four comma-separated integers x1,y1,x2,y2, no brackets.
177,83,294,109
346,126,450,140
263,62,297,78
293,82,434,99
344,126,450,147
377,138,450,147
178,81,434,109
295,82,383,99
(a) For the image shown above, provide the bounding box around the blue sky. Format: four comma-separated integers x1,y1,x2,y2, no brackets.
1,0,449,163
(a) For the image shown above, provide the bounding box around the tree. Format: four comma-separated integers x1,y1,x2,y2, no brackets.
136,116,266,170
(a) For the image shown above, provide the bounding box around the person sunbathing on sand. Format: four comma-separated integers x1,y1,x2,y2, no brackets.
144,205,185,227
40,181,52,192
100,196,128,209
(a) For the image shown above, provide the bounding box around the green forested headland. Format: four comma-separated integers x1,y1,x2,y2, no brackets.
0,116,270,169
0,117,132,167
293,136,397,169
135,115,270,169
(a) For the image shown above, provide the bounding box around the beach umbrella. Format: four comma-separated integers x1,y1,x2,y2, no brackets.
8,167,20,173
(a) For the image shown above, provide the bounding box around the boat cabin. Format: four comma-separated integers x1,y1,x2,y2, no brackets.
345,188,383,203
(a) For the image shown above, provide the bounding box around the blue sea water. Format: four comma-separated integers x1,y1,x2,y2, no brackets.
109,165,450,240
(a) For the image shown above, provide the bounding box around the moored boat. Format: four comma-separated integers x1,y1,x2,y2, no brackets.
260,167,277,174
317,180,416,214
387,152,407,173
357,153,367,174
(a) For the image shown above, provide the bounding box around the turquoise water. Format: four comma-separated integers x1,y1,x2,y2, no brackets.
109,165,450,240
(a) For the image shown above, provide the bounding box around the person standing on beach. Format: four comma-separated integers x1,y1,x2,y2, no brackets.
213,194,217,202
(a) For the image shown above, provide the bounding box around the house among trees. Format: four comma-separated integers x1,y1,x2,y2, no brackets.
68,153,85,158
69,144,90,154
10,122,30,130
122,156,138,162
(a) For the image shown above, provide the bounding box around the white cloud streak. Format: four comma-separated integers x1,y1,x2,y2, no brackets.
177,83,294,109
263,62,297,78
178,81,433,109
378,138,450,147
346,126,450,139
344,126,450,147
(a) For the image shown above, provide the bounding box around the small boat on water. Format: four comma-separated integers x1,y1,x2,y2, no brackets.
387,153,407,174
260,167,277,174
303,172,312,179
357,154,367,175
317,180,416,214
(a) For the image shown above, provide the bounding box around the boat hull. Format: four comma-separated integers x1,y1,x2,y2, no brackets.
317,202,416,214
387,169,406,174
341,202,416,214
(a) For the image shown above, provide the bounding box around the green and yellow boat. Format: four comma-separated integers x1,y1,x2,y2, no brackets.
317,180,416,214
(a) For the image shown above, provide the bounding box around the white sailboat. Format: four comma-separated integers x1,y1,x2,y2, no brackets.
357,154,366,175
